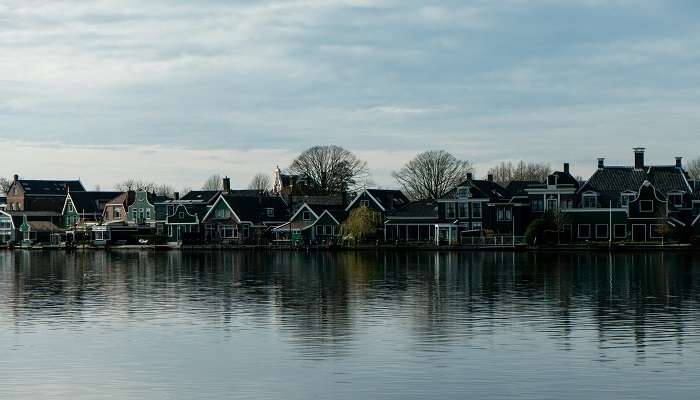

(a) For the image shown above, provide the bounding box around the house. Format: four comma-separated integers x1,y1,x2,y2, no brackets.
385,173,512,244
571,148,694,242
0,209,14,244
4,175,84,212
344,188,409,239
201,193,289,245
63,191,122,228
103,191,134,224
273,203,346,244
127,190,170,226
155,179,225,244
4,175,85,244
525,163,580,214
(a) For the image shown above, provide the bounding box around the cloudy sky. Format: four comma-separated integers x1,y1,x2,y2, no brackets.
1,0,699,190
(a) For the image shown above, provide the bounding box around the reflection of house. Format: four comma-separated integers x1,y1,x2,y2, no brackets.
273,203,346,244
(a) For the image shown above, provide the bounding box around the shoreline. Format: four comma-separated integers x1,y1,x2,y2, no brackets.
2,243,698,252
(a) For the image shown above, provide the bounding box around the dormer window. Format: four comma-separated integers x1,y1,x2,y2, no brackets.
640,200,654,213
582,193,598,209
266,208,274,217
302,211,311,221
620,192,636,208
360,200,370,208
456,187,469,199
668,192,683,208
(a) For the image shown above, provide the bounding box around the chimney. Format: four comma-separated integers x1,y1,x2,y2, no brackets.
487,174,494,182
64,183,70,193
597,158,605,169
563,163,570,174
634,147,645,170
13,174,18,183
675,156,682,168
466,173,473,180
173,192,180,200
222,176,231,194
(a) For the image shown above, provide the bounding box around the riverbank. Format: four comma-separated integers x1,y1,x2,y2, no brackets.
3,243,698,252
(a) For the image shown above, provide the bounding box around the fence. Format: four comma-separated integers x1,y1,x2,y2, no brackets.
460,236,525,247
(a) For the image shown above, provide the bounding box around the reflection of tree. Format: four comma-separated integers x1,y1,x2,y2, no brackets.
0,250,699,357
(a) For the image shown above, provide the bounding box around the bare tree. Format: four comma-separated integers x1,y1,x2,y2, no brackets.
393,150,474,200
289,145,368,194
687,157,700,180
114,179,155,192
487,161,552,186
202,174,223,191
248,173,272,192
180,187,193,196
0,177,11,195
153,183,175,197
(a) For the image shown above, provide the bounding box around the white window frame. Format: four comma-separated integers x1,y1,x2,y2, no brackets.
582,193,598,209
620,192,636,208
471,221,482,230
531,199,544,212
266,208,274,217
456,187,469,199
360,200,370,208
578,224,591,239
471,202,482,219
445,202,456,219
614,224,627,239
640,200,654,213
302,211,311,221
668,192,683,208
595,224,609,239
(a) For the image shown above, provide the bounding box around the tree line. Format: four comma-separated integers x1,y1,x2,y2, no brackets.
2,147,700,200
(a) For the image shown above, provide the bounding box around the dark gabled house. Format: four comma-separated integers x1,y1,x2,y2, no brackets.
62,191,122,228
156,189,220,245
525,163,580,214
569,148,695,242
385,173,512,244
273,202,347,244
201,192,289,245
345,188,409,239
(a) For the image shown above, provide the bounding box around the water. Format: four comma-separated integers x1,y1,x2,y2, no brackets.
1,250,700,399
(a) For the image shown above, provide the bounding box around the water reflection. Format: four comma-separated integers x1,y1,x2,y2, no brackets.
2,250,700,399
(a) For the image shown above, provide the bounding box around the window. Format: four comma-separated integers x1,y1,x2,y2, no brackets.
458,202,468,218
242,225,249,238
497,207,512,221
145,209,151,219
445,202,456,219
532,199,544,212
668,193,683,208
578,224,591,239
640,200,654,213
582,193,598,208
456,187,469,199
471,202,482,219
326,226,334,235
168,226,173,236
546,197,558,211
614,224,627,239
471,221,482,230
221,225,238,238
302,211,311,221
114,208,121,219
179,212,184,218
67,203,74,212
360,200,370,208
94,231,105,241
694,202,700,216
596,224,609,239
316,225,324,236
266,208,274,217
650,224,663,239
561,200,573,209
215,207,230,219
167,205,174,215
620,192,636,208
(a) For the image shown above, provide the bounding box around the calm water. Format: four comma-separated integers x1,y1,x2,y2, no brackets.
1,250,700,399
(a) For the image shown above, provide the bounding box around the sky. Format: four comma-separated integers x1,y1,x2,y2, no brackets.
1,0,700,191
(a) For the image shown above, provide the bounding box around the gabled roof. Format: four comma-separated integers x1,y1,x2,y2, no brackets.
345,189,410,212
579,165,690,203
386,199,439,219
180,190,221,203
18,179,85,195
442,179,510,201
223,194,289,223
506,180,539,197
68,191,123,214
